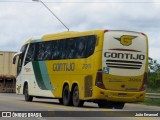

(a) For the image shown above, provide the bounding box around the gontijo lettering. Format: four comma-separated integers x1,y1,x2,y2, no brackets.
104,52,145,60
53,62,75,71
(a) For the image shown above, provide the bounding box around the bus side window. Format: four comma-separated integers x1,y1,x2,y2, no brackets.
50,39,66,60
86,35,96,57
17,54,23,75
17,45,27,75
51,41,57,60
66,38,76,59
76,37,87,58
37,42,45,61
53,41,61,60
43,41,52,60
60,39,66,59
25,43,36,65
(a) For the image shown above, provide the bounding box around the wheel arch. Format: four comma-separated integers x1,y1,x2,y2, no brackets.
23,81,29,95
63,82,69,89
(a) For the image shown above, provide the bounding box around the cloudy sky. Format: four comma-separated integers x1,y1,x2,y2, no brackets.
0,0,160,62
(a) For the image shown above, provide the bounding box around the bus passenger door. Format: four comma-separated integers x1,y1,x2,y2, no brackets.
16,53,24,94
15,45,28,94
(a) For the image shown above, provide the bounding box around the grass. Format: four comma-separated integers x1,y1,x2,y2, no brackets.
146,88,160,93
135,88,160,106
138,98,160,106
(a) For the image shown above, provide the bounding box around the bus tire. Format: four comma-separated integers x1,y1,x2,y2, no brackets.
59,98,63,104
72,86,84,107
98,100,114,109
113,102,125,109
62,85,72,106
24,84,33,102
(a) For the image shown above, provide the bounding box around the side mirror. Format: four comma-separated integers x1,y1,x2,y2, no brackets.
13,56,16,64
12,52,22,64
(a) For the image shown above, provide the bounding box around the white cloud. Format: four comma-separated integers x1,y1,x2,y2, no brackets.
0,0,159,61
149,48,160,63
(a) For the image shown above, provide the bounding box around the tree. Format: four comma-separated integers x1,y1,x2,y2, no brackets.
148,57,160,90
148,57,160,74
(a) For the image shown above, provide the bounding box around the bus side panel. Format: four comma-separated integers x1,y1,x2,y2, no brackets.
45,31,104,100
18,62,54,97
46,58,95,99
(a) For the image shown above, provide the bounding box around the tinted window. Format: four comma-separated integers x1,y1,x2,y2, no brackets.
53,40,66,60
37,42,48,60
86,35,97,57
34,35,96,61
17,45,27,75
66,38,76,59
25,43,36,65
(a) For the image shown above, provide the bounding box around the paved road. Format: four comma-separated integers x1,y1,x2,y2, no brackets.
0,93,159,120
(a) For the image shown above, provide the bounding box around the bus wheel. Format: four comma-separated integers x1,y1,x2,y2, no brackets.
62,85,72,106
113,102,125,109
24,84,33,102
98,100,114,109
72,86,84,107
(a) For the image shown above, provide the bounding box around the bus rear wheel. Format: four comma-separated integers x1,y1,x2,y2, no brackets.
72,86,84,107
98,100,114,109
24,84,33,102
62,85,72,106
58,98,63,104
113,102,125,109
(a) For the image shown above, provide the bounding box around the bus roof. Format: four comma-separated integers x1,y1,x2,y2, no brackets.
24,30,104,45
24,29,146,45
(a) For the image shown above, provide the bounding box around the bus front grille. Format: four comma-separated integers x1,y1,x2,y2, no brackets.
106,60,142,69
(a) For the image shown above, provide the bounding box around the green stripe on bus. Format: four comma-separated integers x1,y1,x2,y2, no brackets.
31,39,43,43
32,61,47,90
38,61,53,90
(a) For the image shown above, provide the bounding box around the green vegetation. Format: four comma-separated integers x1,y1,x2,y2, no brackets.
147,57,160,92
137,58,160,106
147,72,160,92
139,98,160,106
138,69,160,106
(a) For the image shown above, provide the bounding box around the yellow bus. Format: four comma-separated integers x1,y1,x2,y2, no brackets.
13,30,148,109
